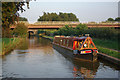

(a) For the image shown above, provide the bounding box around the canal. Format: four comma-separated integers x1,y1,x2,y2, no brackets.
1,37,120,79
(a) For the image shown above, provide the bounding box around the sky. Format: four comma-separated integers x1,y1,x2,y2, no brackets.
19,0,119,24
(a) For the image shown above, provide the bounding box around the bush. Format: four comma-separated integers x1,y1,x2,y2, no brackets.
75,23,88,36
50,23,119,41
13,23,28,37
84,27,119,41
2,27,13,38
57,25,75,36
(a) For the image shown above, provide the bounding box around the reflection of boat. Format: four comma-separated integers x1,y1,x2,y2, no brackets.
72,59,99,78
53,35,98,61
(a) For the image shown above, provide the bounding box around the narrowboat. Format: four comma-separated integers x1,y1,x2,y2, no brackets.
52,34,98,62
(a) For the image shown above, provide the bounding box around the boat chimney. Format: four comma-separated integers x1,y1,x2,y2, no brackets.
85,34,89,37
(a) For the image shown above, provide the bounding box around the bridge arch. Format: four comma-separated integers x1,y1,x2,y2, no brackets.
28,30,34,36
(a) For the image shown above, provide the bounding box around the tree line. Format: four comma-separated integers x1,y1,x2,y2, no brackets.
45,24,119,41
37,12,79,21
107,17,120,22
18,17,28,21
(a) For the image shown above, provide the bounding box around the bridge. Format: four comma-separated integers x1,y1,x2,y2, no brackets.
10,21,120,35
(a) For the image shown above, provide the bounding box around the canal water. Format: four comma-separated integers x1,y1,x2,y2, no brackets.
1,37,120,79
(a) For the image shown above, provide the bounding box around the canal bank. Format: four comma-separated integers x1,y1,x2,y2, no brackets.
1,38,25,56
42,35,120,67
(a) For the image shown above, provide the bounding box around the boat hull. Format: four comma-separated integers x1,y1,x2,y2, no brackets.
53,43,97,62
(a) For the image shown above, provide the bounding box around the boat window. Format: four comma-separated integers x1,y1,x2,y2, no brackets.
54,38,57,43
56,38,60,44
69,39,73,49
60,39,62,45
63,39,66,46
67,40,69,47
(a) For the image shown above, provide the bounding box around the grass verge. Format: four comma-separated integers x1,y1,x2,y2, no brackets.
2,38,23,55
43,35,54,40
96,46,120,59
93,38,119,51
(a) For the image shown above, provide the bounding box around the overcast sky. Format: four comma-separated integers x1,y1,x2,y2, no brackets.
19,0,119,24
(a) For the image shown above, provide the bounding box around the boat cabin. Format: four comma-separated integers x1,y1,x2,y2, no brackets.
53,36,98,54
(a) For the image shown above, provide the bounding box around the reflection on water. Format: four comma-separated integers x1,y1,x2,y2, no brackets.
72,60,99,78
1,37,120,78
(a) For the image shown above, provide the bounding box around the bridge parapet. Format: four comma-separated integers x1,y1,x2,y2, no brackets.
33,21,80,25
10,21,120,29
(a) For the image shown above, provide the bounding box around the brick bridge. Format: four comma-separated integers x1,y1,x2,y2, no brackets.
10,21,120,35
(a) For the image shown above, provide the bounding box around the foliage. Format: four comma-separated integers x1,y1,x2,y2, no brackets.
107,17,120,22
55,24,87,36
115,17,120,21
57,25,75,36
2,1,30,37
2,38,23,55
37,12,79,21
52,23,119,42
107,18,114,21
37,29,45,34
13,23,28,37
18,17,28,21
84,28,119,41
75,24,88,36
2,27,13,38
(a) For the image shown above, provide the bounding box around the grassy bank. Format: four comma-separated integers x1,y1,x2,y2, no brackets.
93,38,119,51
93,38,120,59
43,35,120,59
1,38,23,55
43,35,54,40
96,46,120,59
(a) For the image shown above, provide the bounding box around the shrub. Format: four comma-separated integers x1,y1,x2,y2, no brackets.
75,23,88,36
13,23,28,37
50,23,119,41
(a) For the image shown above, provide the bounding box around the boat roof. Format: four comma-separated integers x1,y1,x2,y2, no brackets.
73,36,87,41
55,36,88,40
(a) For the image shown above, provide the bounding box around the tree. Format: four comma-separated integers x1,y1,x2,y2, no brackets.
115,17,120,22
18,17,28,21
13,23,28,37
68,13,79,21
2,1,30,37
37,12,79,21
75,24,88,36
0,3,1,24
58,25,74,36
107,18,114,21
